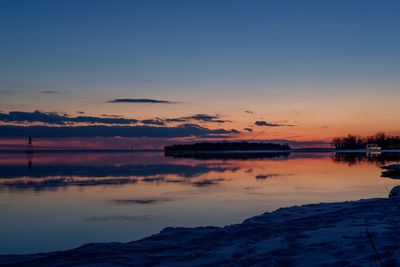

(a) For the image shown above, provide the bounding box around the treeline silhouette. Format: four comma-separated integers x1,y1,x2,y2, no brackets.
164,142,291,152
332,133,400,150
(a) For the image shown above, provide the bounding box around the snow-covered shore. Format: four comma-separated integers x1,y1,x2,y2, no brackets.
2,187,400,266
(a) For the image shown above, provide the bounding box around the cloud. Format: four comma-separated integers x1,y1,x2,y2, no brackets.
244,128,253,132
0,110,232,129
40,90,59,94
107,98,174,104
0,110,138,125
141,119,165,126
166,114,229,124
0,124,239,138
254,121,295,127
185,114,228,123
101,114,122,118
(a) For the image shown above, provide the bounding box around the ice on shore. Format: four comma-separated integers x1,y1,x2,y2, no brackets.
2,186,400,266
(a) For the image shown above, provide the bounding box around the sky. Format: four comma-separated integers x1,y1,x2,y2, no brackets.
0,0,400,149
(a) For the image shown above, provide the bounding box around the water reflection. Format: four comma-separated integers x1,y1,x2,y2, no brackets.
332,152,400,166
2,152,400,191
0,152,236,192
1,151,400,254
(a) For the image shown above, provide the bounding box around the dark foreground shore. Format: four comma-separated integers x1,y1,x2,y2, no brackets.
2,187,400,266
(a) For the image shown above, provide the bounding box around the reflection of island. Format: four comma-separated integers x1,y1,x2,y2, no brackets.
164,142,291,160
165,142,291,152
332,152,400,166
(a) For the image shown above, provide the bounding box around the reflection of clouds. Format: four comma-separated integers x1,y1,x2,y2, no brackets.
141,177,165,183
0,177,138,191
165,178,226,187
255,173,295,180
83,215,153,222
0,162,233,191
0,163,230,179
191,178,225,187
111,198,171,205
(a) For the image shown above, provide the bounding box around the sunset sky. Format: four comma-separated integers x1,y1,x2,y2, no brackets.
1,0,400,149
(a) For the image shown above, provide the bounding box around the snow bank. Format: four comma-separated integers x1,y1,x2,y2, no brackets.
2,186,400,266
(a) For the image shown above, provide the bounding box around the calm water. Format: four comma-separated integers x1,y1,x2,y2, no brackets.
1,151,400,254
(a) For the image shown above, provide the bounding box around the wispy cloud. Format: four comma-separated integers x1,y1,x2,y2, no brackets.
254,121,295,127
107,98,174,104
141,119,165,126
166,114,229,124
40,90,59,94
